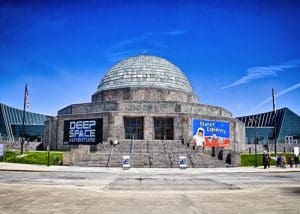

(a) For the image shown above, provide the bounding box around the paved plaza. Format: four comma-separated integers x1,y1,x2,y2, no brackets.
0,163,300,213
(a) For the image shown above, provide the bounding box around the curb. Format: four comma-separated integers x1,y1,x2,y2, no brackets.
0,165,300,174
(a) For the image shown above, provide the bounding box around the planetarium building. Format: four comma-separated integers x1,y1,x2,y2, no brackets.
45,55,245,167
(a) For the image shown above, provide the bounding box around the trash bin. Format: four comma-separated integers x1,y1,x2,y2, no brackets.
179,156,187,169
122,155,130,169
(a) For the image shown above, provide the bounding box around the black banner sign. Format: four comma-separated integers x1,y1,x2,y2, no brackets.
63,119,102,145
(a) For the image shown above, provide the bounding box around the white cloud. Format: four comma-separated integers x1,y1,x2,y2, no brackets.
153,29,187,36
111,30,187,51
254,82,300,111
107,29,187,62
223,60,300,89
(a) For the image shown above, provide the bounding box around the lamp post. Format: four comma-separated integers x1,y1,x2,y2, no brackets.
250,118,259,167
272,88,277,156
20,85,28,155
273,111,277,156
47,118,52,167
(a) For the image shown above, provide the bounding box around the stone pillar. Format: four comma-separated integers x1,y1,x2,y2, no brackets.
230,120,246,166
144,116,153,140
102,114,109,141
44,117,58,150
56,118,64,150
174,116,182,140
110,113,124,141
182,116,190,144
107,112,114,138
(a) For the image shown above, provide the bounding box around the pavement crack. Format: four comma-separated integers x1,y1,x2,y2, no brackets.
103,184,110,191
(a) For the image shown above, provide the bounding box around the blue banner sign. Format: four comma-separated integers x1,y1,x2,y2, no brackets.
193,119,231,147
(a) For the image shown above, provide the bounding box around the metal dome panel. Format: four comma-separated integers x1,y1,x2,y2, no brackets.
97,55,194,93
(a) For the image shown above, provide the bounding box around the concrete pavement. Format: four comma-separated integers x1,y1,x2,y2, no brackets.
1,162,300,174
1,162,300,213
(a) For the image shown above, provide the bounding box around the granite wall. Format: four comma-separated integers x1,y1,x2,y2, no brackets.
48,99,245,154
91,87,199,103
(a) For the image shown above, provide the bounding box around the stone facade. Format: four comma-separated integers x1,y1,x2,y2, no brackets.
92,87,199,103
46,98,245,155
44,55,246,167
0,140,42,151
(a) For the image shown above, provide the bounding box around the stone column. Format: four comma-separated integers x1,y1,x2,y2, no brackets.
144,116,153,140
181,116,188,143
174,116,183,140
108,113,123,141
44,117,58,150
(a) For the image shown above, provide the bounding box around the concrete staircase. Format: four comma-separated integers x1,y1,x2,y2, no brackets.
71,140,233,168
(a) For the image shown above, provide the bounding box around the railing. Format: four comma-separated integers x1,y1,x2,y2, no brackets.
169,140,175,167
106,146,114,167
187,153,195,168
163,139,173,168
130,137,134,155
147,140,153,167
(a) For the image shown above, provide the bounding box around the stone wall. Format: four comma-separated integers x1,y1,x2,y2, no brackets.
181,103,231,117
0,140,42,151
58,101,118,116
60,101,232,118
91,87,199,103
43,117,58,150
51,98,246,154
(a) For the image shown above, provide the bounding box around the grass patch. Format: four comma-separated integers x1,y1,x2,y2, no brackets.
241,153,294,167
3,151,63,165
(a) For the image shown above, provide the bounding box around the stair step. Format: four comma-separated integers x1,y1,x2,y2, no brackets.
70,140,232,168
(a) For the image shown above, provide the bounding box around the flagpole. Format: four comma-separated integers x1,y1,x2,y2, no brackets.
20,84,27,155
272,88,277,157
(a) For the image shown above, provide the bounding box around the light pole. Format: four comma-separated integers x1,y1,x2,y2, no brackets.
273,110,277,156
250,118,258,167
272,88,277,156
47,117,52,167
20,85,28,155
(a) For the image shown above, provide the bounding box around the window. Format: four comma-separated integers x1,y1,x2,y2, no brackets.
154,118,174,140
124,117,144,140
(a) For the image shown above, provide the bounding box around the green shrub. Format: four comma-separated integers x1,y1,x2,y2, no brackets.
241,153,293,167
4,151,63,165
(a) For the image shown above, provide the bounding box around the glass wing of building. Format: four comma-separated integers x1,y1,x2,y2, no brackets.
0,103,48,142
237,108,300,144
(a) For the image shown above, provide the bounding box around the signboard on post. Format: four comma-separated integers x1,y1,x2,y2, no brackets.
63,118,103,145
122,155,130,169
0,144,4,161
179,156,187,169
294,147,299,156
193,119,231,147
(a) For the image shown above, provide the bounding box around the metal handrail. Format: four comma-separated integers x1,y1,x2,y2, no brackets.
147,140,153,167
106,146,114,167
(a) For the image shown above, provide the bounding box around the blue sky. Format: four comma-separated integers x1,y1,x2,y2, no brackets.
0,0,300,117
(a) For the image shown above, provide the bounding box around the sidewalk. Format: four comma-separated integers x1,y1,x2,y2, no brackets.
1,162,300,174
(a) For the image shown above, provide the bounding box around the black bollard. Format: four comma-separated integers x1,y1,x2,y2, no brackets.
212,147,216,157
